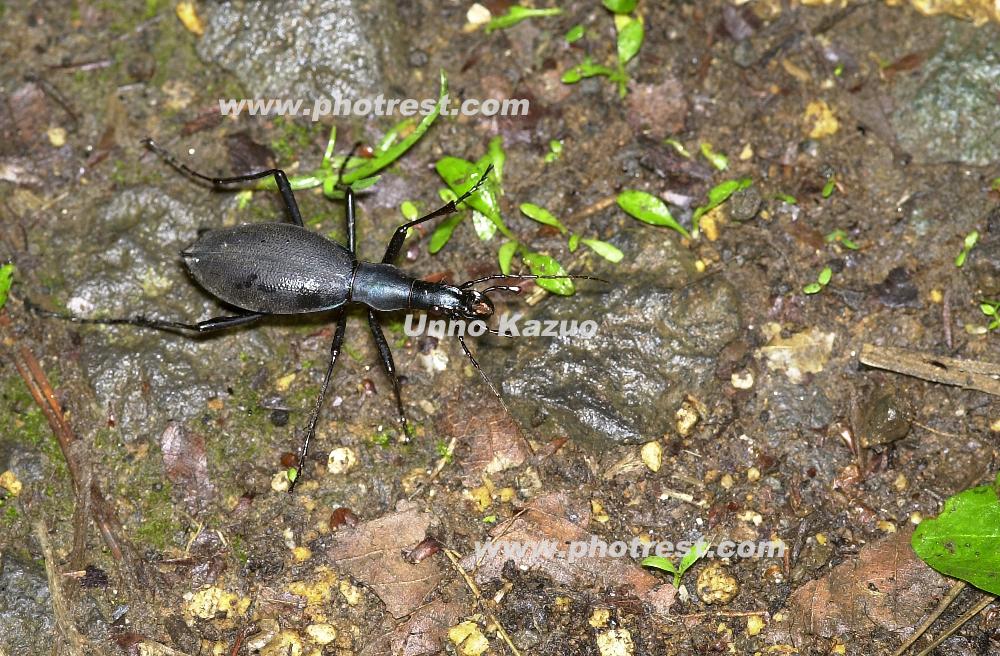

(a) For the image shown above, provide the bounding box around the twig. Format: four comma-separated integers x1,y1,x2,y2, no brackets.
1,311,124,561
913,592,995,656
35,520,88,656
444,549,523,656
891,581,965,656
859,344,1000,396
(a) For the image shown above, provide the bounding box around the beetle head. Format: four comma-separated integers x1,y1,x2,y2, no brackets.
452,288,495,320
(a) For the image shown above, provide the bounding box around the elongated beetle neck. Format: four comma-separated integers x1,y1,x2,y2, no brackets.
410,280,494,319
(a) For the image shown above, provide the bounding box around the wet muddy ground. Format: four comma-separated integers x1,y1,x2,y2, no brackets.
1,1,998,655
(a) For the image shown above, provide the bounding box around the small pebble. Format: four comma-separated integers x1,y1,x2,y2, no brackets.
640,441,662,472
327,447,357,474
697,562,739,605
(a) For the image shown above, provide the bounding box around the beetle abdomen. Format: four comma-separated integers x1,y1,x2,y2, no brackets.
183,223,354,314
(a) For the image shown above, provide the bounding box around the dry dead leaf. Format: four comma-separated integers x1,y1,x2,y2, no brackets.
328,502,444,618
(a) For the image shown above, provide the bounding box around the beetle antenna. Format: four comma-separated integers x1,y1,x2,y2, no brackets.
335,141,364,189
460,273,608,289
457,335,511,414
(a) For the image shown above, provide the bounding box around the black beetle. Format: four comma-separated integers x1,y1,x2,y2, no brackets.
31,138,600,490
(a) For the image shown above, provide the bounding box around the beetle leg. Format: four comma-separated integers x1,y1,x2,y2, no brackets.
345,187,357,255
366,309,409,440
25,301,263,334
291,311,348,491
142,138,304,227
380,164,494,264
457,334,511,417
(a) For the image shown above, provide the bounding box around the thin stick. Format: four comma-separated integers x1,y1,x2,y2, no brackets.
891,581,965,656
444,549,523,656
859,344,1000,396
913,592,995,656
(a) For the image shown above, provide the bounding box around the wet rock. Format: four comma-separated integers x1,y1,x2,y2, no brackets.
198,0,403,100
499,232,742,445
50,188,274,442
890,22,1000,165
851,385,911,449
0,554,55,654
727,186,762,222
872,266,919,308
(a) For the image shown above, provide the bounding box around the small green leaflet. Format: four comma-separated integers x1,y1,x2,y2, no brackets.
497,241,519,275
562,57,620,84
471,211,497,241
822,176,836,198
485,6,562,34
0,263,13,311
519,203,568,234
568,233,581,252
521,251,574,296
429,214,465,253
912,473,1000,595
692,177,753,225
615,14,643,66
617,190,690,238
565,24,585,43
581,238,623,263
699,142,728,171
602,0,637,13
641,541,710,588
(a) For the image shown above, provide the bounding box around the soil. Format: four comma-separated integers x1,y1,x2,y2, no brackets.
1,1,998,655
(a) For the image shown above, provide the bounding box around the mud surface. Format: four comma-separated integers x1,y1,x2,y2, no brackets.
1,1,998,655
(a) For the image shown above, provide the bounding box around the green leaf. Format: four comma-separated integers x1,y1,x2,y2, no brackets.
964,230,980,250
436,152,513,241
980,302,998,317
544,139,563,163
519,203,568,234
617,190,690,238
822,176,836,198
664,138,691,158
341,70,449,184
562,57,618,84
286,467,298,483
429,214,465,253
485,5,563,34
0,263,13,311
615,15,644,65
487,135,506,184
497,241,519,275
912,473,1000,595
956,250,968,268
699,142,729,171
581,238,623,263
775,193,798,205
471,211,497,241
991,177,1000,192
568,233,581,252
825,229,858,250
400,201,419,221
692,177,753,228
521,251,574,295
602,0,638,13
565,24,585,43
678,541,710,576
641,556,678,574
817,266,833,286
803,282,823,295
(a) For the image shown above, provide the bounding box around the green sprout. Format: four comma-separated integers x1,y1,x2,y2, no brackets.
565,24,585,43
435,439,454,463
520,203,623,264
485,5,563,34
834,63,844,76
286,467,298,483
699,142,728,171
692,177,753,232
980,300,1000,332
562,1,643,97
821,175,836,198
254,70,449,202
0,263,13,311
664,138,692,158
804,266,833,295
431,140,582,296
991,177,1000,192
544,139,563,163
955,230,979,267
400,200,419,221
617,190,690,238
774,193,797,205
825,229,858,250
642,540,710,588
